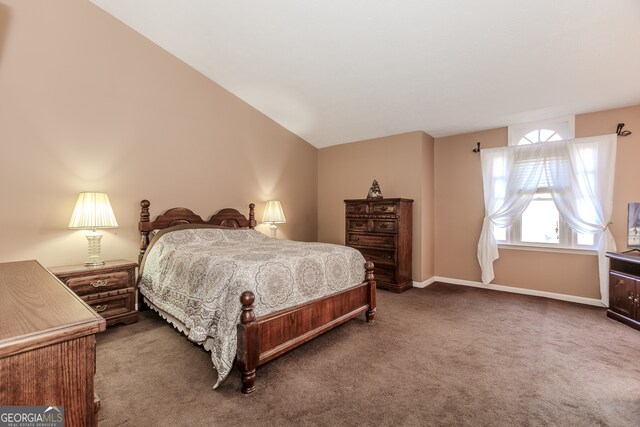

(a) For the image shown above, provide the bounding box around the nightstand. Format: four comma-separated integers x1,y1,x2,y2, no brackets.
49,259,138,327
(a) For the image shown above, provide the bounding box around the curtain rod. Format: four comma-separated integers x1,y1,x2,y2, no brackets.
472,123,632,153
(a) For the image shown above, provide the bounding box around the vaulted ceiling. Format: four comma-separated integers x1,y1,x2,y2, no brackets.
91,0,640,148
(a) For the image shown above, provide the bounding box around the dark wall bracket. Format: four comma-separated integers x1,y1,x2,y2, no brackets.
616,123,632,137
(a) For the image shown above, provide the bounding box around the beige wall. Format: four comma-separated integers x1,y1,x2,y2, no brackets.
435,104,640,299
317,131,434,282
0,0,318,267
1,0,637,301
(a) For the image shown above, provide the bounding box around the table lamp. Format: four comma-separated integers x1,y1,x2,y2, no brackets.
68,192,118,266
263,200,286,238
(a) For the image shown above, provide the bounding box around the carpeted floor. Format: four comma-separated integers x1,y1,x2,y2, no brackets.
95,283,640,426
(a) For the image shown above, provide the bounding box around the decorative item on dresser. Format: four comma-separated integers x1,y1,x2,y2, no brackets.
0,260,105,426
49,259,138,327
345,198,413,293
606,251,640,331
367,178,383,199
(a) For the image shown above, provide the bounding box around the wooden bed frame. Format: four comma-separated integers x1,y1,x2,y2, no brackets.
138,200,376,394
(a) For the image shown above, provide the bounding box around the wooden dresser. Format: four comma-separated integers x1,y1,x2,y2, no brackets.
0,260,106,426
50,260,138,327
606,251,640,331
345,198,413,292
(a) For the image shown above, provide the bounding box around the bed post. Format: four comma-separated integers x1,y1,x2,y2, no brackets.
248,203,256,229
365,261,376,323
237,291,259,394
139,199,151,265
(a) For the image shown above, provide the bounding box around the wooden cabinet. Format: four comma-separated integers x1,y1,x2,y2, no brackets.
0,260,106,426
606,252,640,330
345,198,413,293
50,259,138,327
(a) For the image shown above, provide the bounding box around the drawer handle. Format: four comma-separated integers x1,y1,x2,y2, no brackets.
628,295,634,301
384,239,391,244
352,236,360,242
355,222,364,227
379,206,388,212
356,206,363,211
384,271,391,277
95,304,108,313
91,279,110,288
380,223,388,229
384,254,392,260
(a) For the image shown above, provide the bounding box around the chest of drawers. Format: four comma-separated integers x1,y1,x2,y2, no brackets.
345,198,413,292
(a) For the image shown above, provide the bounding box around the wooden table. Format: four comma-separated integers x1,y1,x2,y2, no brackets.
0,260,106,426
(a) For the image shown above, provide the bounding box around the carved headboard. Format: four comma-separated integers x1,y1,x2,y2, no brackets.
138,199,256,263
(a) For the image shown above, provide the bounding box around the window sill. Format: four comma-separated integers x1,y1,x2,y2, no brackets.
497,243,597,256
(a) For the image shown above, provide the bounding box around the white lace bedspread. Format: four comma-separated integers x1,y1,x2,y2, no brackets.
138,226,366,387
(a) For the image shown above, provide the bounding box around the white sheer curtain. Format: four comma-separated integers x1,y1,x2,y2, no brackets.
544,135,617,305
478,143,546,284
478,134,617,305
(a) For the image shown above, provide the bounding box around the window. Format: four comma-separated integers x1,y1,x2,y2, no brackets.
479,131,617,288
493,116,596,250
508,117,574,146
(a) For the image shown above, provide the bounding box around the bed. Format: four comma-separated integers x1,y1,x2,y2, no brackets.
137,200,377,393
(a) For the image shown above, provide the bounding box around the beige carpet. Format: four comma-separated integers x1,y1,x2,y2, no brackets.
95,283,640,426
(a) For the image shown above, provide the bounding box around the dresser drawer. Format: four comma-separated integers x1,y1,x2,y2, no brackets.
357,248,396,266
347,219,369,231
370,203,397,215
62,271,130,296
374,266,396,283
346,203,369,215
372,219,397,233
347,233,395,248
83,290,136,323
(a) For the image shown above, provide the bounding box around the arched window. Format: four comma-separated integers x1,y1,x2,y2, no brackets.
493,116,594,249
518,129,563,145
508,117,574,146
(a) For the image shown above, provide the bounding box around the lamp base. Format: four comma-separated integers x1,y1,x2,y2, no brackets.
84,260,106,267
269,224,278,238
84,232,105,267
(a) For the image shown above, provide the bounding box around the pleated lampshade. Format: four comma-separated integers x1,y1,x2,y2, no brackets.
262,200,286,224
68,192,118,230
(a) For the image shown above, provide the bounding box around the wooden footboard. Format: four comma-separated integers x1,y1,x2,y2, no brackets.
236,261,376,394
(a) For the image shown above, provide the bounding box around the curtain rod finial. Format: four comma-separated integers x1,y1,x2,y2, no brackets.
617,123,632,137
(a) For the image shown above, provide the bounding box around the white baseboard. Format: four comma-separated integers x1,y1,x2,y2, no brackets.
414,276,605,307
412,277,436,288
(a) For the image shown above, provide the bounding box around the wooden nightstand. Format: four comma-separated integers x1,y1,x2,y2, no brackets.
49,259,138,327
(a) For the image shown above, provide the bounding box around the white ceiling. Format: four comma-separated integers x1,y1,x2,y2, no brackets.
91,0,640,148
